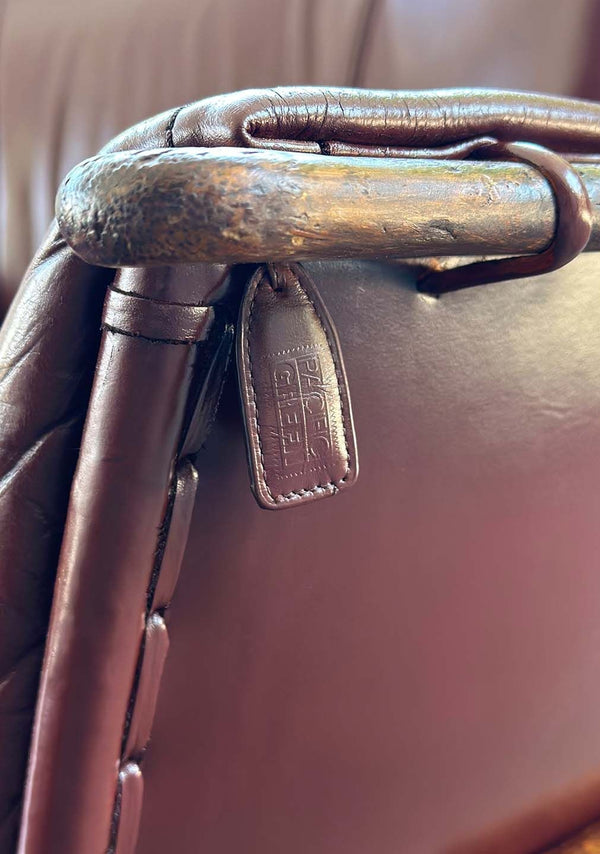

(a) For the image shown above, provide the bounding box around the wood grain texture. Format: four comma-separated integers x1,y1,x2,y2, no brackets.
55,147,600,268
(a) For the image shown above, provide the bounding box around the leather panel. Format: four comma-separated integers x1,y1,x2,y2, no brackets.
138,255,600,854
0,234,110,850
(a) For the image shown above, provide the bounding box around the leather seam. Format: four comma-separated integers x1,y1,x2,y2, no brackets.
245,285,276,504
165,105,185,148
106,460,185,854
102,323,197,346
109,284,204,309
245,265,351,503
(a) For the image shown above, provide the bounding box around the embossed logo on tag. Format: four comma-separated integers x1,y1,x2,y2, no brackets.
271,348,332,474
237,264,358,510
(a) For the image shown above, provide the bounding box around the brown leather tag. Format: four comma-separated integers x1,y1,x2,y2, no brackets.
237,263,358,510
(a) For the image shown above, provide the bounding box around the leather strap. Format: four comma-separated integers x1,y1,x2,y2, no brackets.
111,459,199,854
419,141,594,293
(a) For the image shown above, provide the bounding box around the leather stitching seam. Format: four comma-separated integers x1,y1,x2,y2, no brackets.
102,323,197,346
165,105,185,148
245,290,275,503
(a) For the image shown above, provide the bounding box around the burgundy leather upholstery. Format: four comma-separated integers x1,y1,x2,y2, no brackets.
3,88,600,854
141,255,600,854
0,239,109,851
3,3,600,852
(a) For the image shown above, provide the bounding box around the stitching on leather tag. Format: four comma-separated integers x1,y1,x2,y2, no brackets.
237,263,358,510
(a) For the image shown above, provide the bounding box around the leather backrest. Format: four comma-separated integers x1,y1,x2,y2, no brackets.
0,0,598,308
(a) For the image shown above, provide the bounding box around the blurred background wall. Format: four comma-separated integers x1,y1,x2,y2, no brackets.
0,0,598,309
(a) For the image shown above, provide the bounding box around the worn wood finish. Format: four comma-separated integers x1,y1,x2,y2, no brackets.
545,822,600,853
56,147,600,269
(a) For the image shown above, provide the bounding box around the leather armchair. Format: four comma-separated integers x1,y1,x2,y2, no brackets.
3,4,600,854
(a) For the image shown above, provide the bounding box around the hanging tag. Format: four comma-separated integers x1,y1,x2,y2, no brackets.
237,263,358,510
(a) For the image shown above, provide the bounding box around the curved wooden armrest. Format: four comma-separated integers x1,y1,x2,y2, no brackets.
56,147,600,268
